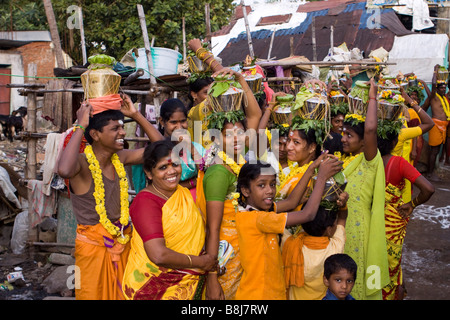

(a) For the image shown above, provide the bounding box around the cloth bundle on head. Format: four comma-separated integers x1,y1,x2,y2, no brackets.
89,94,123,115
81,54,123,114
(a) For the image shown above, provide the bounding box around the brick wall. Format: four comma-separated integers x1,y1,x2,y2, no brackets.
16,42,55,84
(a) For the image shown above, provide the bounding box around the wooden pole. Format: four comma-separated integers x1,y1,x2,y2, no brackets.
312,16,317,61
257,59,395,68
241,0,255,57
290,37,294,57
330,25,334,56
182,16,186,63
205,3,211,43
267,28,276,60
137,4,157,91
43,0,66,69
26,63,38,243
78,6,87,65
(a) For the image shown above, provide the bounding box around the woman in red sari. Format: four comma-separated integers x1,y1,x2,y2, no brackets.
377,122,435,300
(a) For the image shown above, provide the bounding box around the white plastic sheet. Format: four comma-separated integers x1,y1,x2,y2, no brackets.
388,34,448,83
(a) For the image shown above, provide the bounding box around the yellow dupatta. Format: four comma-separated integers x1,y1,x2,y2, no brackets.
122,186,206,300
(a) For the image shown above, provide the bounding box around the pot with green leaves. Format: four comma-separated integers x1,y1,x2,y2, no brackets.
348,81,370,116
207,75,244,113
81,54,120,99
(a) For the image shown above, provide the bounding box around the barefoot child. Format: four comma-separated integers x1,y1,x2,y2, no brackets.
234,156,344,300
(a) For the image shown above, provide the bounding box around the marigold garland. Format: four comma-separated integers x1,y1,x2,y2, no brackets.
334,151,359,169
218,150,245,176
278,160,296,188
84,145,130,244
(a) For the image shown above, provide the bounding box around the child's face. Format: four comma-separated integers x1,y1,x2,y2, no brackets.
323,269,355,300
241,174,277,211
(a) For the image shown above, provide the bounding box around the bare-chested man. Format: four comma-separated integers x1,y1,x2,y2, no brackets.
422,64,450,181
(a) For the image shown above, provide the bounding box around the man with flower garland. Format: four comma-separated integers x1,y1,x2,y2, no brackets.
57,94,163,300
422,64,450,181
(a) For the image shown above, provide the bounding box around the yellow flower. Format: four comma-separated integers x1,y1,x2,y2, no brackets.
345,113,366,123
84,145,130,244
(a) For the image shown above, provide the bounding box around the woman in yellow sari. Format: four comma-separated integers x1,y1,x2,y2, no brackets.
122,140,217,300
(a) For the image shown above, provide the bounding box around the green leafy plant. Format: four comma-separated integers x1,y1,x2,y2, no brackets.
291,116,328,147
376,118,403,140
330,102,349,117
206,110,245,131
209,76,242,97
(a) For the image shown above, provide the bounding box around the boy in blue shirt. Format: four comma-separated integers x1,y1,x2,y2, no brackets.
322,253,357,300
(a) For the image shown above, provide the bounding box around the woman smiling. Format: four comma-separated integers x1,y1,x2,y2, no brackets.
122,140,217,300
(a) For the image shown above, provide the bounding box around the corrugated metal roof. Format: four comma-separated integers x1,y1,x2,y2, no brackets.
217,1,412,66
296,0,365,13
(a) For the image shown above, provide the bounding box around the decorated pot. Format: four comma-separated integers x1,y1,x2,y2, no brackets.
272,105,292,125
208,87,244,113
377,100,403,120
302,97,327,120
81,67,121,99
244,73,264,93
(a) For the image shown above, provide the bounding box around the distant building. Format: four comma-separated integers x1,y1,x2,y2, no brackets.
0,30,73,115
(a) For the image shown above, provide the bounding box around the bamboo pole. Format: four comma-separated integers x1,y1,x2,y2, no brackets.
78,6,87,65
205,3,211,43
43,0,66,69
136,4,157,91
312,16,317,61
26,63,38,243
182,16,187,63
267,28,276,60
257,59,396,68
241,0,255,57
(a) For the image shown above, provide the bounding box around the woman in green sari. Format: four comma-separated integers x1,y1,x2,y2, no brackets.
340,78,390,300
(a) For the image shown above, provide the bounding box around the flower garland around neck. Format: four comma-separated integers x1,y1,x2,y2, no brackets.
84,145,130,244
279,160,313,190
278,160,296,187
334,151,359,169
218,150,246,176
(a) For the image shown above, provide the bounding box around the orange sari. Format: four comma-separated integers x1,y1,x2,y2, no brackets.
74,223,131,300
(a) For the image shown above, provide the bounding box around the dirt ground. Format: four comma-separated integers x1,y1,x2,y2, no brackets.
0,135,449,300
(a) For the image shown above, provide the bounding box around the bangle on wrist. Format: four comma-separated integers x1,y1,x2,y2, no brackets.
185,254,193,267
73,124,85,133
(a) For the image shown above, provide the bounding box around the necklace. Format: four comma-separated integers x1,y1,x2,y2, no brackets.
84,145,130,244
218,151,245,176
152,183,170,200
